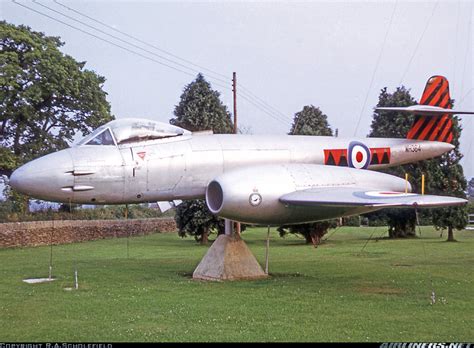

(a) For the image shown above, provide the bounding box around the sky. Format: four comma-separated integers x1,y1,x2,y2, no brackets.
1,0,473,176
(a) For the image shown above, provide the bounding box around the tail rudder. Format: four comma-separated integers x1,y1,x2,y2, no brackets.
407,75,453,143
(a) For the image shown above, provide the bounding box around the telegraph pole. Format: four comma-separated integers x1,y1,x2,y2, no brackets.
233,72,241,237
233,72,238,134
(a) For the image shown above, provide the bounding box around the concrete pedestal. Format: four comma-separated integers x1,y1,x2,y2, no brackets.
193,234,268,281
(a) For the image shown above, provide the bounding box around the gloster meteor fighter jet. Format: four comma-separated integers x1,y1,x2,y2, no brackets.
10,76,471,225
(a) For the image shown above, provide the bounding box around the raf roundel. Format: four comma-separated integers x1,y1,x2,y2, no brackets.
348,141,371,169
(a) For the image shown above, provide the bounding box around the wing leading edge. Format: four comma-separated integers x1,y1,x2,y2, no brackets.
279,187,467,208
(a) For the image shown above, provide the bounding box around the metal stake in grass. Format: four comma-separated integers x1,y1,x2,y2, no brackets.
125,204,130,259
49,219,54,280
265,226,270,274
415,205,437,305
70,198,79,290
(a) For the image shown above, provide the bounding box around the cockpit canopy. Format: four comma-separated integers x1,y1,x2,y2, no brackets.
77,118,191,146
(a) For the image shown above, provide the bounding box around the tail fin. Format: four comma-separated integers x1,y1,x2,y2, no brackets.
407,75,453,143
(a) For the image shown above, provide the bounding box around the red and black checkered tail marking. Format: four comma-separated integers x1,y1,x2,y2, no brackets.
407,75,453,143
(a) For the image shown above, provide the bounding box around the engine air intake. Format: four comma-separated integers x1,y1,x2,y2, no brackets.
206,180,224,213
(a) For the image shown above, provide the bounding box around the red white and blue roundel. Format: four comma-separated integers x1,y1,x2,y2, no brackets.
348,141,371,169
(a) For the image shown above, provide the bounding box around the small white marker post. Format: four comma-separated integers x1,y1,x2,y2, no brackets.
74,262,79,290
265,226,270,275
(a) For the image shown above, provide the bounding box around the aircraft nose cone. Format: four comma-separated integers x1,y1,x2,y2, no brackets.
10,150,74,201
9,169,21,192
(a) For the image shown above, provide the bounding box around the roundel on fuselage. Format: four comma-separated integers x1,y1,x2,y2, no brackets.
348,141,371,169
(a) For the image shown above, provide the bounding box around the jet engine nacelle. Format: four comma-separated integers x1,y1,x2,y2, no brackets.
205,164,410,225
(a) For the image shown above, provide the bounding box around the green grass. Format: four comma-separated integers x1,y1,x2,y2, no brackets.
1,226,473,342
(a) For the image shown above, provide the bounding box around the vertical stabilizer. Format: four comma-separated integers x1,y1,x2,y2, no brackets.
407,75,453,143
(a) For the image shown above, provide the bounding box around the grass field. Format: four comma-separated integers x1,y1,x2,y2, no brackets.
1,226,473,342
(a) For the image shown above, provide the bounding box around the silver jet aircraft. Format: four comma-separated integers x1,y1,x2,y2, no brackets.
10,76,471,225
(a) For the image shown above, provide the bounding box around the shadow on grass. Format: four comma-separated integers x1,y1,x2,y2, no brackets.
268,272,305,278
177,271,194,278
351,251,389,258
176,271,308,280
391,263,415,267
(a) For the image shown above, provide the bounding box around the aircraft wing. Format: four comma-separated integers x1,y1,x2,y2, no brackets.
279,187,467,208
375,105,474,116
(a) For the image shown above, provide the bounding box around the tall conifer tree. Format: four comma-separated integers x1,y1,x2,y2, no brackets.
170,74,233,244
279,105,337,246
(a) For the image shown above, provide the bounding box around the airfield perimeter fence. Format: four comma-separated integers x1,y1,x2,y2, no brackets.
0,217,176,248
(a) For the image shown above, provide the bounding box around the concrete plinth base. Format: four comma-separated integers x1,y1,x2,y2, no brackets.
193,234,268,281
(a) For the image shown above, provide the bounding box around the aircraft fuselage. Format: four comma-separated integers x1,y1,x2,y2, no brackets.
10,133,453,206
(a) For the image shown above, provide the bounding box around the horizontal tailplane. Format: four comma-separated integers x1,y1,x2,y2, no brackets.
376,76,474,144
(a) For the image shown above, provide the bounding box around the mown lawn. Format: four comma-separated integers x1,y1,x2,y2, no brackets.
0,226,473,342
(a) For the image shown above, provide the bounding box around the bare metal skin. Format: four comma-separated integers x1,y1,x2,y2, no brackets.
10,118,463,225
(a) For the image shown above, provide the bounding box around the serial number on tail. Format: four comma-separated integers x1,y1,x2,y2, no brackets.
405,144,422,153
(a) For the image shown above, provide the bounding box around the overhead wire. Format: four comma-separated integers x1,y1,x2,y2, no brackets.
398,1,439,85
459,89,474,107
12,0,201,80
237,90,291,125
353,0,398,136
452,0,461,87
32,0,232,86
53,0,231,82
15,0,292,129
52,0,292,123
238,85,292,122
458,3,473,176
238,93,289,126
459,2,472,106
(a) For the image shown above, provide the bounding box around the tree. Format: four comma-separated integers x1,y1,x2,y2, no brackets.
289,105,333,136
278,220,338,247
0,21,114,172
174,200,225,244
429,116,467,241
170,74,234,244
368,86,467,239
170,73,233,133
1,22,114,215
279,105,337,247
368,87,417,139
0,146,17,179
367,86,418,238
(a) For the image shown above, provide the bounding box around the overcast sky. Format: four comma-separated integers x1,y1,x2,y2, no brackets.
2,0,473,176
